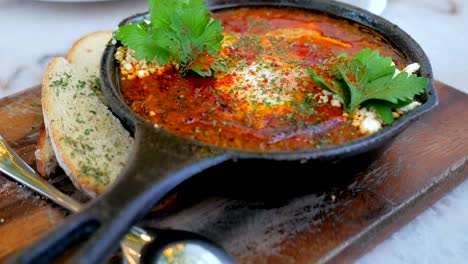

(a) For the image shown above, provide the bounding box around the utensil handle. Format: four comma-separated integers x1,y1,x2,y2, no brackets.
10,124,230,264
0,135,82,212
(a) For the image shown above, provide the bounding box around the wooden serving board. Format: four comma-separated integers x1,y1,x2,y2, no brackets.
0,82,467,263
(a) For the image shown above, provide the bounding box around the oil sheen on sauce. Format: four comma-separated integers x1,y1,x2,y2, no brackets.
120,7,407,152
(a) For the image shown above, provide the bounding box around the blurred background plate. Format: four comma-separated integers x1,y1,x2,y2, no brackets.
34,0,117,2
337,0,388,15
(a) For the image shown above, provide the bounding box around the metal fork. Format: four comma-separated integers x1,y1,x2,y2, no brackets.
0,134,152,264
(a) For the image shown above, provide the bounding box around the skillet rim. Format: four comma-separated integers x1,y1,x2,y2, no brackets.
100,0,438,161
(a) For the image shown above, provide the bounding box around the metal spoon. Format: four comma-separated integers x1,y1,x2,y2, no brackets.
0,135,234,264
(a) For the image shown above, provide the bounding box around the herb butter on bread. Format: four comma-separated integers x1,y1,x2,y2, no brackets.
40,31,134,197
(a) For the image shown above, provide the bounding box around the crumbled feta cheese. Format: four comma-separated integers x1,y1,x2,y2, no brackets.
391,62,400,78
124,63,133,71
397,101,421,114
316,90,342,107
389,62,423,120
313,88,343,107
319,94,329,103
115,46,166,80
137,70,146,78
393,68,400,78
360,116,382,134
330,98,341,107
322,90,332,96
393,62,420,78
352,107,383,135
330,94,342,107
403,63,420,75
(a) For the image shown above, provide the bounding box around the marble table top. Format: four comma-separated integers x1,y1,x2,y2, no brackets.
0,1,467,263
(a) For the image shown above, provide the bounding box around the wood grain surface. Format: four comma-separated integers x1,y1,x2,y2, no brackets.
0,82,467,263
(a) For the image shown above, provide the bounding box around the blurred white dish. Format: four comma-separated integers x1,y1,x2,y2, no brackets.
33,0,386,13
34,0,116,2
336,0,388,15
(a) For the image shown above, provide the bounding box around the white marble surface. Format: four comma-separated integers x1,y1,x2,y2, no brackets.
0,0,467,263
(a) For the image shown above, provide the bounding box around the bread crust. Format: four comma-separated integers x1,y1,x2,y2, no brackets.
35,122,57,179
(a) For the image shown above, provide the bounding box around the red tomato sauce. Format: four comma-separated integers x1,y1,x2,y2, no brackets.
120,7,407,151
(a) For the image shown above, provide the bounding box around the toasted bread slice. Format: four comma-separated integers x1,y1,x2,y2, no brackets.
67,31,112,104
35,31,113,178
66,31,112,74
42,57,133,196
35,123,58,179
41,32,133,197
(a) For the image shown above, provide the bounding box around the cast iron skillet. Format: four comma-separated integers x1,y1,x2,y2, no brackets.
14,0,437,263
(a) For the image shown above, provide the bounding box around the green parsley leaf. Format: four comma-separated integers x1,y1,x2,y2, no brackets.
114,0,224,77
114,21,170,63
308,48,428,123
306,68,350,108
363,99,412,124
362,101,394,124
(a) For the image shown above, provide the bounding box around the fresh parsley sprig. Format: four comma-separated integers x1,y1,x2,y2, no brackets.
308,48,429,124
114,0,224,77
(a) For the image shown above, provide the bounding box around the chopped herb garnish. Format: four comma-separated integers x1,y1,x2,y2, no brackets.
77,80,86,89
84,129,93,136
307,48,428,123
114,0,224,77
63,136,73,144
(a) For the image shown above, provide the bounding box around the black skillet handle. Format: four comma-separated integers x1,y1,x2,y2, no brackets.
9,123,231,264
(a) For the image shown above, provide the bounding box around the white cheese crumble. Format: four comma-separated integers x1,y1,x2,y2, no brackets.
403,63,420,75
137,70,146,78
115,46,166,80
316,90,342,107
397,101,422,114
330,94,342,107
318,94,329,104
393,62,420,78
352,99,422,135
124,63,133,71
352,107,382,135
360,116,382,134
